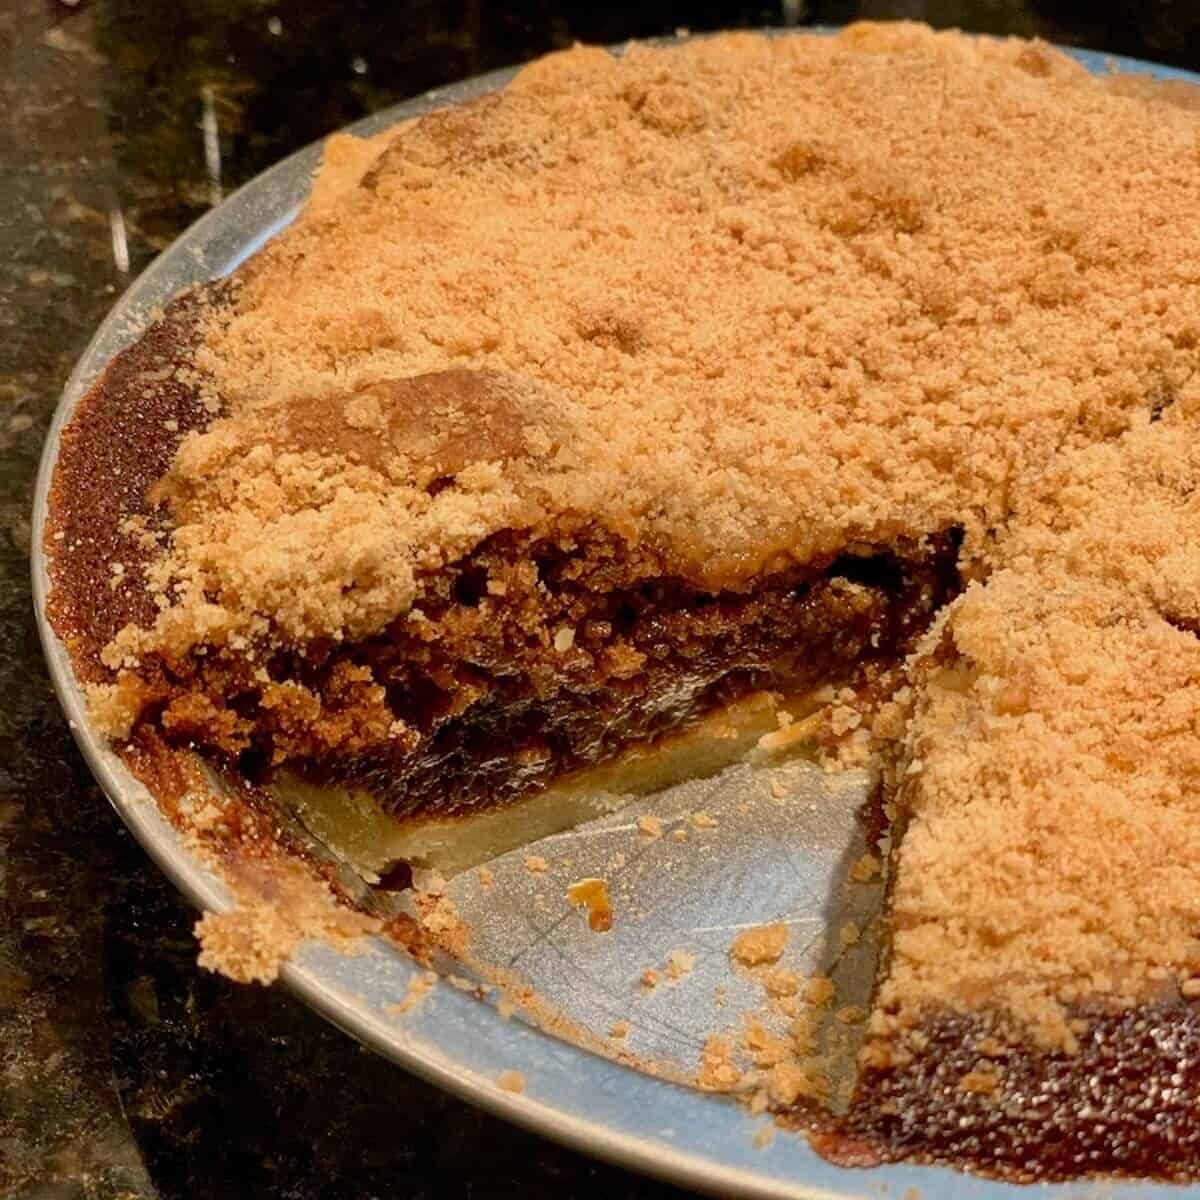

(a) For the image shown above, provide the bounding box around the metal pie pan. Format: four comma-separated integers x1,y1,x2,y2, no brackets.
30,32,1200,1200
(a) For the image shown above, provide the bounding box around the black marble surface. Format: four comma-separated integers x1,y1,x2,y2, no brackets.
6,2,1200,1197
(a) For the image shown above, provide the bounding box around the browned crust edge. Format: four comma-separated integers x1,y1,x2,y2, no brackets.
45,284,228,680
813,1003,1200,1183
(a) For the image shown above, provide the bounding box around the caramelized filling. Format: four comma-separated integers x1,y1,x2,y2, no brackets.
135,529,961,819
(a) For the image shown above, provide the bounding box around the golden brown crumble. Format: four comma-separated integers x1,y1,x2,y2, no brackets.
698,1035,743,1091
388,969,438,1016
665,948,697,981
731,923,791,968
636,814,663,839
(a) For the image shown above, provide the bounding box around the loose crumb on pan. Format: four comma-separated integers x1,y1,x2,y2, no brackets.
636,814,663,839
730,923,790,968
763,968,801,998
697,1035,743,1091
806,975,836,1008
496,1070,526,1094
848,853,881,883
194,858,378,985
388,969,439,1016
666,948,697,981
566,877,612,932
523,855,548,875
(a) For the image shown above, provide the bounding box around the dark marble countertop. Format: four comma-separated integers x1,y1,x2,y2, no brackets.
5,2,1200,1196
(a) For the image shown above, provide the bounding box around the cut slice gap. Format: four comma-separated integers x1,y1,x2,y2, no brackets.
271,687,831,879
434,746,886,1096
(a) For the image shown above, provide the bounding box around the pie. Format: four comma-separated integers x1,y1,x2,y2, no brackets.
45,22,1200,1180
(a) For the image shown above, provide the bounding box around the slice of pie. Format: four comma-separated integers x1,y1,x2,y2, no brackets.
45,22,1200,1180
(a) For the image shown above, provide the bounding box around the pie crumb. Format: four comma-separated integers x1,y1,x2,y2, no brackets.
637,814,663,839
806,975,836,1008
849,853,881,883
731,923,790,967
497,1070,526,1094
389,969,438,1016
567,877,612,932
697,1035,742,1091
523,855,548,874
959,1068,1000,1095
763,968,801,998
666,948,696,981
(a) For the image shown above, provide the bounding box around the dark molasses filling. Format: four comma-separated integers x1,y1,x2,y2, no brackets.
123,530,962,820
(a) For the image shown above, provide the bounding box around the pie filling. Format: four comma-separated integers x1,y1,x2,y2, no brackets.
135,529,962,823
